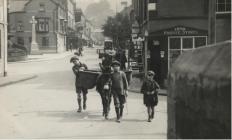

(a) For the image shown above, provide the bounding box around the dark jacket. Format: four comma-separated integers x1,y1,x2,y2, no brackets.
72,62,88,86
141,78,160,94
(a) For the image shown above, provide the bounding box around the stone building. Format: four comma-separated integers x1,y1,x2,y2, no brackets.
131,0,231,87
8,0,76,53
64,0,77,50
74,8,93,48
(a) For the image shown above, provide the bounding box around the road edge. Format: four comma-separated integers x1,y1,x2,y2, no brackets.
0,75,38,88
128,89,167,96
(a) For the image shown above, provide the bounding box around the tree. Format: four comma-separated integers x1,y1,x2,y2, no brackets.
102,13,131,49
85,0,114,28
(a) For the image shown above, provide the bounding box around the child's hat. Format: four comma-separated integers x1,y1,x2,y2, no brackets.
70,56,79,63
111,61,121,66
148,70,155,76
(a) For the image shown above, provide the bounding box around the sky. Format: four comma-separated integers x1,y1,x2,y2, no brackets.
75,0,131,13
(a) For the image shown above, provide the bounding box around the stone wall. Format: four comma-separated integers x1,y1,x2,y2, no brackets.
168,41,231,139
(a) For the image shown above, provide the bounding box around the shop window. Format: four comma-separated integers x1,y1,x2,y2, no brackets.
170,38,181,49
195,37,207,48
36,18,49,32
168,36,207,70
182,38,193,49
216,0,231,13
42,37,49,47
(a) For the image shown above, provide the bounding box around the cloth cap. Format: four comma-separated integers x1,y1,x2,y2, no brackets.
111,61,121,66
70,56,79,63
148,70,155,76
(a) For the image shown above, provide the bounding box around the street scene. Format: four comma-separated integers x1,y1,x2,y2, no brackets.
0,0,231,139
0,47,167,139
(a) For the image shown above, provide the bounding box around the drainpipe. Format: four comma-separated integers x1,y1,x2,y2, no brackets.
208,0,216,44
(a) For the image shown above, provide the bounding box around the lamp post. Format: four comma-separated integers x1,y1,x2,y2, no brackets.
144,29,149,76
64,19,68,51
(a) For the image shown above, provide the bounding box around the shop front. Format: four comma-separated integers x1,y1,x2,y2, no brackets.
148,25,208,87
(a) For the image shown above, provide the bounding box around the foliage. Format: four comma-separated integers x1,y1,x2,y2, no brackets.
85,0,114,28
102,13,131,49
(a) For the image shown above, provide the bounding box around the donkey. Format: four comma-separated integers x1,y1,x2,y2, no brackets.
96,72,112,120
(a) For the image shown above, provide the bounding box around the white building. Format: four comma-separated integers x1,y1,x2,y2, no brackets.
0,0,7,76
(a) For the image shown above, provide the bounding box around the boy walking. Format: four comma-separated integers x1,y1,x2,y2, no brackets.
70,56,88,112
141,71,160,122
111,61,128,123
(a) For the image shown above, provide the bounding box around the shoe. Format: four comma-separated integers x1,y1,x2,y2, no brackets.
77,107,82,113
83,104,86,110
116,118,121,123
105,114,109,120
115,107,120,123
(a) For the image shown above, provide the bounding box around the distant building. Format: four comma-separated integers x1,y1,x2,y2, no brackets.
74,8,95,47
132,0,231,86
64,0,77,51
0,0,7,76
8,0,77,53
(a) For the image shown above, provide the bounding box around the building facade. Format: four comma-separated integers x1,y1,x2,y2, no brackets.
0,0,7,76
74,8,94,48
64,0,77,50
132,0,231,87
9,0,76,53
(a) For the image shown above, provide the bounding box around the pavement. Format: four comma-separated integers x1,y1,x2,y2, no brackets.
8,51,73,64
0,51,74,88
0,46,167,139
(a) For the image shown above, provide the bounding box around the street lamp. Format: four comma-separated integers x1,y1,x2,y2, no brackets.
144,29,149,76
64,19,68,51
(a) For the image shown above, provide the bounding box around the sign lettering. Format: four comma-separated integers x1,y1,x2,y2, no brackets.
164,27,199,36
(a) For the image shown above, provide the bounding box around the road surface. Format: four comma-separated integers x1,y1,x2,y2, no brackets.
0,47,167,139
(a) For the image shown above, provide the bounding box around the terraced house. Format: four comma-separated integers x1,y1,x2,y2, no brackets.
8,0,77,53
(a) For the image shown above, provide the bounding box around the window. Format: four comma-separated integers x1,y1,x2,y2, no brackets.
148,0,158,20
182,38,193,49
42,37,49,47
168,36,207,69
216,0,231,13
39,3,45,12
60,19,65,33
16,21,23,32
195,37,207,48
36,18,49,32
17,37,24,45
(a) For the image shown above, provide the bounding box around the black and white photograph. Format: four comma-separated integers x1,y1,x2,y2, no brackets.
0,0,231,139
